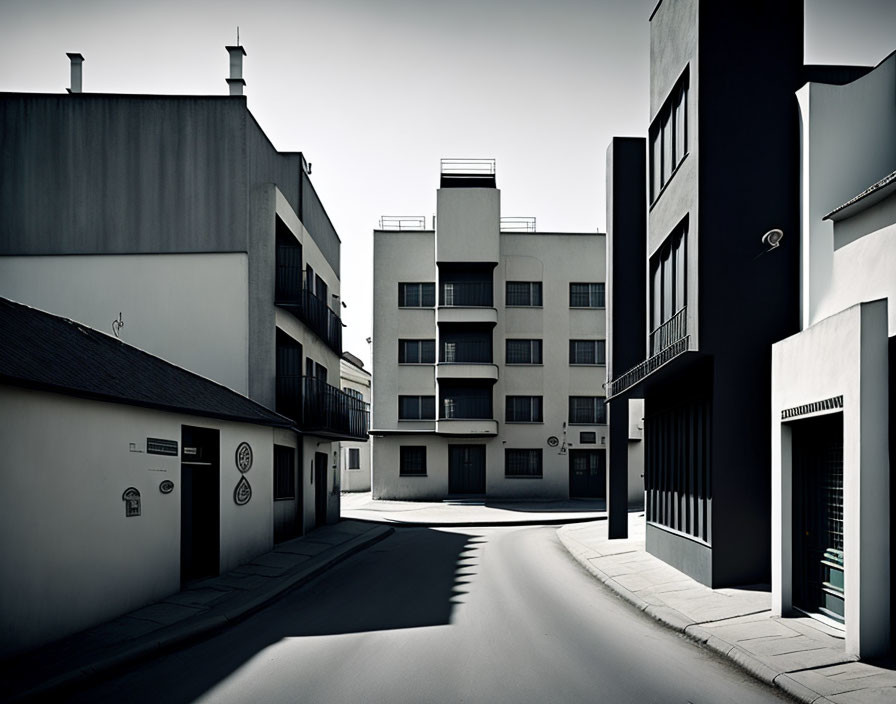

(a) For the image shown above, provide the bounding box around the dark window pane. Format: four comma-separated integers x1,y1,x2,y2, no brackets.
273,445,295,500
348,448,360,469
399,396,420,419
505,449,543,477
400,446,427,475
421,339,435,363
421,396,435,419
422,283,435,307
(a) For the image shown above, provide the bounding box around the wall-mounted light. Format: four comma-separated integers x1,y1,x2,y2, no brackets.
762,228,783,249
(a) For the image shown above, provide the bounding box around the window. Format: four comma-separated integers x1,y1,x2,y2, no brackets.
440,386,492,419
650,220,688,355
649,67,689,202
399,395,436,420
506,281,543,307
506,339,543,364
569,340,606,365
505,449,543,478
569,396,607,425
506,395,543,423
579,432,596,444
399,282,436,307
273,445,295,500
569,283,605,308
400,446,427,476
348,448,361,469
438,264,494,307
399,339,435,364
440,326,492,363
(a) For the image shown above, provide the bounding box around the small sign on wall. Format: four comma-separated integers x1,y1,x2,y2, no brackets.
235,442,253,473
159,480,174,494
122,487,141,517
234,476,252,506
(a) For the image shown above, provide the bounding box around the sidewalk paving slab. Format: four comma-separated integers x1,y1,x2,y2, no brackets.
1,519,392,703
558,514,896,704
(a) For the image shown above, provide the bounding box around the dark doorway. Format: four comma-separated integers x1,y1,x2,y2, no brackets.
792,412,844,624
448,445,486,495
569,449,606,498
181,425,220,584
314,451,328,528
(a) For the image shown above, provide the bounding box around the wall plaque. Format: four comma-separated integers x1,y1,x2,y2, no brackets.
235,442,253,473
233,476,252,506
547,436,560,447
122,487,141,517
159,480,174,494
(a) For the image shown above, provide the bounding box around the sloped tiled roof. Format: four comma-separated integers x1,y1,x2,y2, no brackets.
0,297,293,429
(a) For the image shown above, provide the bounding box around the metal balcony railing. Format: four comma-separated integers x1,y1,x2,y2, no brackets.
440,281,494,307
274,250,343,355
378,215,427,231
606,307,689,399
500,217,536,233
440,395,493,420
276,375,369,440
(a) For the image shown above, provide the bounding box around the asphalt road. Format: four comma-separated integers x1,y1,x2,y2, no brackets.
69,525,791,703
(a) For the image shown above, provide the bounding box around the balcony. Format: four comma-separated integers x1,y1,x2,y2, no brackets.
606,307,689,399
276,375,369,441
275,260,343,355
437,363,499,382
440,281,493,307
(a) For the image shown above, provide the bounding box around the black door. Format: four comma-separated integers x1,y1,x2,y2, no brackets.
276,331,303,422
569,450,606,498
181,425,220,584
448,445,486,495
793,413,844,623
315,451,328,527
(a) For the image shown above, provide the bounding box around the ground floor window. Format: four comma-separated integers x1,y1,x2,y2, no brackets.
348,447,361,469
400,446,427,476
505,449,543,477
273,445,296,500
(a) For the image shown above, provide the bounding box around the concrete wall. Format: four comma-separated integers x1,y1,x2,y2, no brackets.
339,358,372,492
0,385,275,657
771,301,890,657
436,188,500,263
0,253,250,394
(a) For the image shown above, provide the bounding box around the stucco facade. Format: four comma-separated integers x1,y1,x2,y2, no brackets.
339,355,373,492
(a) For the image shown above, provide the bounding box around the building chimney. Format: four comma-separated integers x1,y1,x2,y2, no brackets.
225,45,246,96
66,53,84,93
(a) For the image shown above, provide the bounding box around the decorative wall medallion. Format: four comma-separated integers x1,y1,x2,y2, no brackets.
159,480,174,494
234,476,252,506
122,487,141,517
235,442,253,473
547,436,560,447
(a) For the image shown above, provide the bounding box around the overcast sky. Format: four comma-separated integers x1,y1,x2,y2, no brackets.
1,0,894,366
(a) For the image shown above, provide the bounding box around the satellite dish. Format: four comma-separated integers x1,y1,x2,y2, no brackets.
762,228,783,249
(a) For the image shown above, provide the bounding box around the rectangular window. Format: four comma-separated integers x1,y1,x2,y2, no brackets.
649,219,688,354
569,283,605,308
569,396,607,425
505,449,543,478
398,282,436,307
273,445,296,500
399,339,435,364
569,340,606,365
440,386,492,419
348,447,361,469
506,339,542,364
400,446,427,476
440,326,492,363
579,431,596,444
649,66,689,203
398,395,436,420
506,281,543,307
506,395,543,423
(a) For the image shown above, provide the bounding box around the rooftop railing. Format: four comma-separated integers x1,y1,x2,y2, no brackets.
500,217,536,232
440,158,496,175
378,215,427,231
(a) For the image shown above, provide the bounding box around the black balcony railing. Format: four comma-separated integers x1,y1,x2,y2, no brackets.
440,281,493,307
275,252,343,355
276,375,369,440
606,306,689,399
439,392,493,420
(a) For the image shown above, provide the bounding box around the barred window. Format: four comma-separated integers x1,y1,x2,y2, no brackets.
399,339,435,364
506,395,543,423
569,339,606,365
569,283,605,308
400,446,427,476
569,396,607,425
273,445,295,500
399,282,436,307
506,281,543,306
398,395,436,420
506,339,542,364
505,449,543,477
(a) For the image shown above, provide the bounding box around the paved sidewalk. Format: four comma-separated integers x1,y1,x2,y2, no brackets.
341,491,606,526
558,515,896,704
1,520,392,703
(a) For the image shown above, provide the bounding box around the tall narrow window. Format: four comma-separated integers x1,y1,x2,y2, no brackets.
649,66,689,203
649,218,688,355
273,445,296,500
348,448,361,469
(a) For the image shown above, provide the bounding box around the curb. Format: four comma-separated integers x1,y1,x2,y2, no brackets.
341,514,607,528
10,524,394,703
556,526,828,704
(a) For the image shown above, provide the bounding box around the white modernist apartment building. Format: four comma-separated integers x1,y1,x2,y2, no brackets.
771,51,896,658
339,352,373,492
372,160,607,500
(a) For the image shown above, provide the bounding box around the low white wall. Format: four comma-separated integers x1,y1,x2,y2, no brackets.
0,385,275,656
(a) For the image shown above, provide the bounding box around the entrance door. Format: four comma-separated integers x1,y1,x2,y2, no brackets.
181,425,220,584
314,451,328,528
448,445,486,495
569,450,606,498
792,413,844,623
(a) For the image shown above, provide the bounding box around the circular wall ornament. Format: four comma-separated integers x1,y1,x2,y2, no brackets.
235,442,253,473
234,476,252,506
547,436,560,447
159,480,174,494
